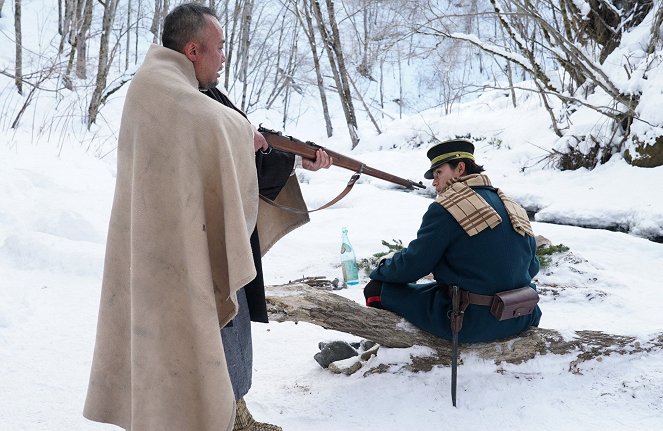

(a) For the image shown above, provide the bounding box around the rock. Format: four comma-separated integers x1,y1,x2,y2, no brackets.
328,357,363,375
625,135,663,167
359,343,380,361
360,339,377,351
314,341,358,368
316,340,380,375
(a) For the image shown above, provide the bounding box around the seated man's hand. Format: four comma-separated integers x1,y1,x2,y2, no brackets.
302,149,333,171
378,251,395,265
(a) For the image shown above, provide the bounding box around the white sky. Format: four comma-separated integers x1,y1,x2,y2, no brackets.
1,2,662,431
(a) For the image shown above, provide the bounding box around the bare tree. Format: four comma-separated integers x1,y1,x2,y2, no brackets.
87,0,119,128
126,0,132,70
57,0,62,33
2,0,660,165
149,0,162,42
257,10,303,127
414,0,659,169
277,22,301,128
135,0,142,65
221,0,289,113
59,0,93,87
221,0,241,89
237,0,255,111
10,65,60,129
150,0,170,43
14,0,22,95
292,0,333,137
647,3,663,54
311,0,359,148
75,0,94,79
58,0,74,52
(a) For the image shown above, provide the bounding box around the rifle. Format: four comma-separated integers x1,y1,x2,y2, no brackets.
258,126,425,191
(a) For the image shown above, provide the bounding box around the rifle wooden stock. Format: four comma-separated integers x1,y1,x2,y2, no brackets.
258,126,425,190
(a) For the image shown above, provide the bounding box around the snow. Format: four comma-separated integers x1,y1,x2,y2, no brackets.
1,2,663,431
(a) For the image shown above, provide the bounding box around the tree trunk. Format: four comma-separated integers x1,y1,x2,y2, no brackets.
134,0,142,65
264,12,288,109
87,0,119,128
323,0,358,146
58,0,74,53
505,60,517,108
160,0,170,42
63,0,80,82
57,0,62,33
238,0,254,112
378,59,384,117
0,0,6,18
397,48,402,119
125,0,132,70
14,0,22,95
311,0,359,148
296,0,332,137
61,0,74,36
347,73,381,135
265,283,663,372
75,0,93,79
223,0,242,89
647,4,663,55
150,0,161,42
150,0,167,43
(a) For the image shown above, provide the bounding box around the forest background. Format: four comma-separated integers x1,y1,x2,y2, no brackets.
1,1,663,430
1,0,661,171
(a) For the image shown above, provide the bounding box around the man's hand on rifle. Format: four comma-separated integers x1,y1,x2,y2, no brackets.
253,128,269,152
302,148,333,171
255,128,331,171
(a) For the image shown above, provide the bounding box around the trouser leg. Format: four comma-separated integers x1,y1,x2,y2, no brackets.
221,288,253,400
381,281,453,340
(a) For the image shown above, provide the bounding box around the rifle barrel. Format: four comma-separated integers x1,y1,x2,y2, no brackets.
259,127,425,190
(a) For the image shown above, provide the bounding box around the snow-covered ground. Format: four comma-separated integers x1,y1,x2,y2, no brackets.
1,102,662,429
2,2,663,430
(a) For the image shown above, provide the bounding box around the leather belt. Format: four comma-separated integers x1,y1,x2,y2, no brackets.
442,284,493,306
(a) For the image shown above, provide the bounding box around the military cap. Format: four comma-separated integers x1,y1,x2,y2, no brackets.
424,138,475,179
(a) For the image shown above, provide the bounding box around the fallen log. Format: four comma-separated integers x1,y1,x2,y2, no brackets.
265,282,663,372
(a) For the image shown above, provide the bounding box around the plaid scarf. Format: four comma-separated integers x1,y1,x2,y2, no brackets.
435,174,534,237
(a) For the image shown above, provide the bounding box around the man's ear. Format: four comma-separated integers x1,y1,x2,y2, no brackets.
182,40,199,62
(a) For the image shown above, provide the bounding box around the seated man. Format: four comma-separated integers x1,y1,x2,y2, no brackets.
364,138,541,343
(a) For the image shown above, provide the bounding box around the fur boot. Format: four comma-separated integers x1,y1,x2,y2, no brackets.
233,398,283,431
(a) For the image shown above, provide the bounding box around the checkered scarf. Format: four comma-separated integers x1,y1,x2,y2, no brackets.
435,174,534,237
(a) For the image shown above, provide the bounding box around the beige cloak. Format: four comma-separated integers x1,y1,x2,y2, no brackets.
84,45,257,431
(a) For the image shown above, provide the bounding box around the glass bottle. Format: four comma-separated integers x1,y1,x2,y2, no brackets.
340,227,359,286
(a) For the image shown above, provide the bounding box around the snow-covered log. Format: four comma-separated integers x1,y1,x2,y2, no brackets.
265,283,663,372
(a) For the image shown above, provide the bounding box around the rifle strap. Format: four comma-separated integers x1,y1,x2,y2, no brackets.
259,171,361,214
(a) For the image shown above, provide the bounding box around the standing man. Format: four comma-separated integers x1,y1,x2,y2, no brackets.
364,138,541,343
84,4,257,431
201,34,331,431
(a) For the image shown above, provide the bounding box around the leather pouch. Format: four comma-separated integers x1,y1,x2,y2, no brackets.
490,287,539,321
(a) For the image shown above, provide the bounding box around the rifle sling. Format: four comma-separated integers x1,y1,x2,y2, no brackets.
259,171,361,214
